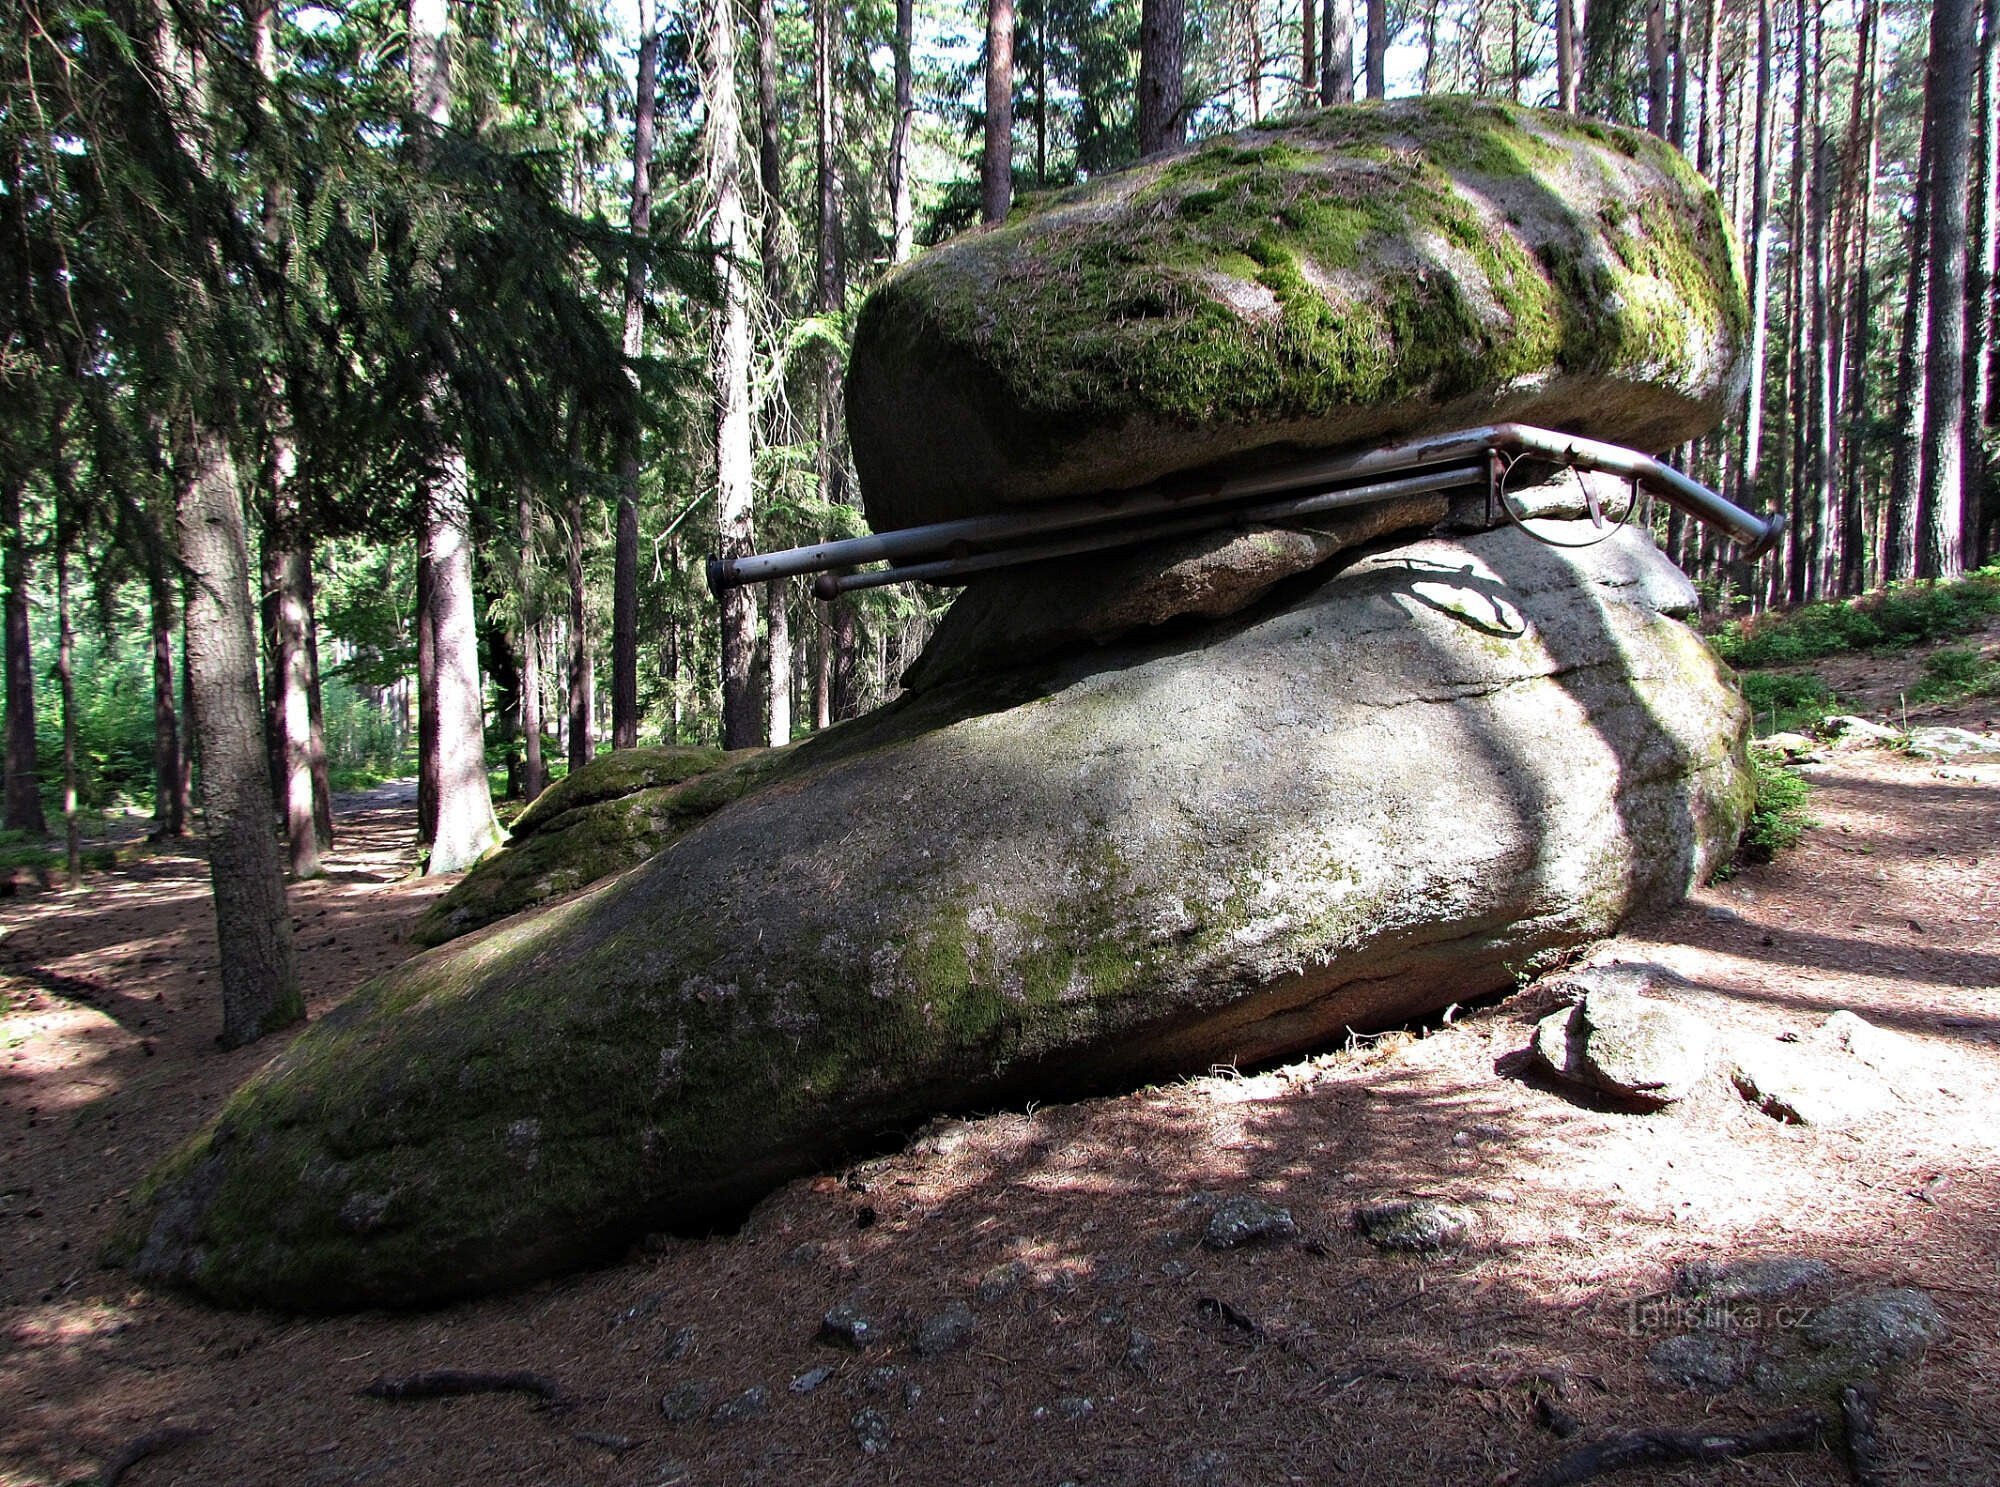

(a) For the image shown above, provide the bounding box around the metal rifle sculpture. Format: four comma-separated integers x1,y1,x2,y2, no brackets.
705,423,1785,600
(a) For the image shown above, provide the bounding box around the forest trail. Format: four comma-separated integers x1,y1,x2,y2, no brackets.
3,691,1998,1486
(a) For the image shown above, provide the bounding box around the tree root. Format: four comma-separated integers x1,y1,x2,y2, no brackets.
360,1369,570,1409
1842,1382,1885,1487
100,1425,211,1486
1523,1410,1826,1487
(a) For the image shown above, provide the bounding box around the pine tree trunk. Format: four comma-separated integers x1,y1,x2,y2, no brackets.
1736,0,1776,536
1885,96,1935,581
816,0,859,721
177,424,303,1049
1963,0,1999,566
1367,0,1387,99
1323,0,1353,102
518,487,547,801
273,541,322,877
707,0,761,749
1696,0,1721,178
2,473,45,835
1139,0,1185,155
1645,0,1669,136
890,0,915,261
56,520,78,891
415,535,438,845
303,561,332,848
148,558,185,838
1557,0,1579,112
984,0,1016,219
567,484,592,772
409,0,500,872
767,578,791,745
1918,0,1981,578
1303,0,1316,104
1783,2,1810,606
1670,0,1688,147
613,0,658,754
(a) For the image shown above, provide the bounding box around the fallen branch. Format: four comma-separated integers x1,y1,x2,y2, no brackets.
360,1369,569,1409
1523,1411,1826,1487
1842,1383,1885,1487
101,1425,211,1487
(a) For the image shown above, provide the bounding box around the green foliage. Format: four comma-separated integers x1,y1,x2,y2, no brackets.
1731,756,1817,869
1710,567,2000,668
1907,645,2000,703
1738,671,1839,737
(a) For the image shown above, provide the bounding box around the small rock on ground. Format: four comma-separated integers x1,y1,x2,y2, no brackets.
1731,1044,1895,1128
852,1407,892,1454
1202,1195,1298,1250
658,1380,711,1425
1532,984,1712,1105
710,1385,769,1425
1675,1256,1834,1302
790,1365,835,1395
819,1301,880,1350
1751,1287,1948,1398
1812,1010,1916,1077
914,1301,975,1356
1354,1199,1476,1253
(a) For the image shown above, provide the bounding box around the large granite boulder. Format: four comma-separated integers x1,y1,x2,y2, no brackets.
120,525,1750,1310
410,746,794,948
847,98,1747,531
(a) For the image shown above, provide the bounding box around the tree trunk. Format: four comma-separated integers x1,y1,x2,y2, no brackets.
1735,0,1775,529
707,0,761,749
1918,0,1981,578
177,425,303,1049
1838,0,1880,594
1645,0,1669,137
566,483,592,772
518,487,547,800
983,0,1016,220
1696,0,1721,178
56,520,78,891
273,542,322,877
2,474,45,835
767,577,791,746
1964,0,1999,566
408,0,499,873
1556,0,1579,112
1303,0,1316,105
1885,94,1935,581
303,561,332,848
613,0,658,753
1323,0,1353,102
1139,0,1186,155
149,558,185,838
1670,0,1688,147
1367,0,1387,99
890,0,915,261
415,533,437,845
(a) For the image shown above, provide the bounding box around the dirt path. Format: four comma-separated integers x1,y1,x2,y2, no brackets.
3,728,1997,1487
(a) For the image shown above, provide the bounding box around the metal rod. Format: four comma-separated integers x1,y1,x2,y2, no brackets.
814,463,1489,597
707,423,1784,596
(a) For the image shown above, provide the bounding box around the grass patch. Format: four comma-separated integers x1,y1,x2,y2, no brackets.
1709,565,2000,668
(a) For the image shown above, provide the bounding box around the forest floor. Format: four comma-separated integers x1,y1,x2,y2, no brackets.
3,632,1999,1487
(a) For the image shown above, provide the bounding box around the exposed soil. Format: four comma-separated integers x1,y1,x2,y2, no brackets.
3,692,1998,1487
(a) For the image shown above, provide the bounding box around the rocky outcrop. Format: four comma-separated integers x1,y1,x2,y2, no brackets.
409,746,794,948
847,97,1747,532
120,525,1749,1311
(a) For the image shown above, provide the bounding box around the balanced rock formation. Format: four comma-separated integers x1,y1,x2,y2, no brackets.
848,97,1746,532
122,525,1750,1309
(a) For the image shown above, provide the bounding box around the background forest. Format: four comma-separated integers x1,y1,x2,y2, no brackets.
0,0,1992,1021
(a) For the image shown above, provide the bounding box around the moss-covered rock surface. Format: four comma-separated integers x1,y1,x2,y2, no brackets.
847,97,1746,530
122,526,1750,1311
410,746,793,948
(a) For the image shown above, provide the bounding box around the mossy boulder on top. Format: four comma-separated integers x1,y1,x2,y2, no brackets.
122,525,1749,1311
847,97,1747,531
410,745,794,948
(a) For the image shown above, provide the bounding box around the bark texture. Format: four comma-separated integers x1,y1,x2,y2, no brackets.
983,0,1016,219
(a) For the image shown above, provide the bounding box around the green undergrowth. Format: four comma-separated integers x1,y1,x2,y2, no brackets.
1710,565,2000,669
1720,754,1816,876
1905,644,2000,704
1738,670,1841,737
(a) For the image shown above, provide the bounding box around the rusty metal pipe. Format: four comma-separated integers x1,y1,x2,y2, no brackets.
812,463,1489,598
706,423,1784,596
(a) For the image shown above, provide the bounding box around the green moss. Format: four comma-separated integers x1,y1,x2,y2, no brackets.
867,96,1740,450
